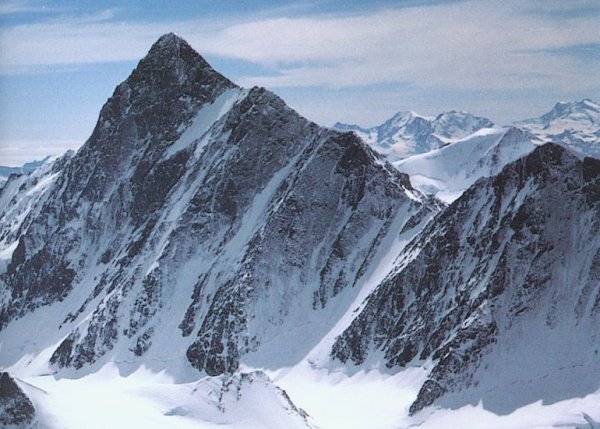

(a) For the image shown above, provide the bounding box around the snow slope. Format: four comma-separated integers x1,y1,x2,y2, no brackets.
394,127,536,203
14,365,313,429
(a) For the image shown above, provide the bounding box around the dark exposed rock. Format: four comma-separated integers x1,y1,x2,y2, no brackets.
0,34,238,329
0,372,35,427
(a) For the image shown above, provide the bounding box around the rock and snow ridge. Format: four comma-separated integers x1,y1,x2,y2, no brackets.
333,143,600,415
0,157,52,188
0,34,599,429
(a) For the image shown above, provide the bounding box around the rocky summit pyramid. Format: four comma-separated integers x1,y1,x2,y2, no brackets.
0,34,599,429
0,33,432,379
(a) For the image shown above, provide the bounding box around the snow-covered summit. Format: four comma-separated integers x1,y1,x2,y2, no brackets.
535,98,600,126
517,98,600,158
431,110,494,139
335,110,494,161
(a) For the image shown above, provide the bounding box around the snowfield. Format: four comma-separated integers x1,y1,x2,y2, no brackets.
9,362,600,429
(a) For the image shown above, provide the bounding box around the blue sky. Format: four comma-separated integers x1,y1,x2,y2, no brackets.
1,0,599,165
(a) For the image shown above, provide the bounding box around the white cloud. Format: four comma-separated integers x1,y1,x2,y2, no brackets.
0,0,47,15
1,0,599,95
0,140,81,166
196,1,600,92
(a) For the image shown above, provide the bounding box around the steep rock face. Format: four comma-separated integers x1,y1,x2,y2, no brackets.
0,372,36,427
183,129,429,374
332,143,600,414
0,34,433,378
0,33,237,328
335,110,494,161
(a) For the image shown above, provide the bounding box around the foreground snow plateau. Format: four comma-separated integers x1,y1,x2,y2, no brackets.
9,362,600,429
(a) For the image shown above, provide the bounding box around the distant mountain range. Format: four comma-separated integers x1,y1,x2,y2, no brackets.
0,157,51,187
334,110,494,161
336,98,600,160
335,98,600,203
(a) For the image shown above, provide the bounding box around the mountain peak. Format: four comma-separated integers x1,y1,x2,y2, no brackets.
144,33,197,62
578,98,600,110
115,32,236,118
84,33,238,159
137,33,221,79
389,110,430,122
546,98,600,118
515,99,600,159
154,32,186,47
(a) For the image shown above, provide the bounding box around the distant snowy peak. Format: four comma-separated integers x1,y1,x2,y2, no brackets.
0,157,52,188
536,98,600,125
517,98,600,159
431,110,495,139
335,110,494,161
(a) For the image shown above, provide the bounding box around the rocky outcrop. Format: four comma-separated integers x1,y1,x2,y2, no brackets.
0,372,35,427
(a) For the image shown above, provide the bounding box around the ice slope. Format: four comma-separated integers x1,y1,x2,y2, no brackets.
335,110,493,161
394,127,537,203
271,362,600,429
517,98,600,159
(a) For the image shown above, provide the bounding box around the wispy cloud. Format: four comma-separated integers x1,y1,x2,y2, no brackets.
0,0,58,15
198,1,600,92
1,0,599,93
0,139,81,166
